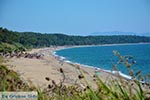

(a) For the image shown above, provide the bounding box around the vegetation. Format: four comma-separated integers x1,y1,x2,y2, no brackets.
1,27,150,49
0,50,150,99
37,51,150,100
0,56,35,91
0,27,150,99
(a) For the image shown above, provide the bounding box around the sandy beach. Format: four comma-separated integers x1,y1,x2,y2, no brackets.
3,46,118,89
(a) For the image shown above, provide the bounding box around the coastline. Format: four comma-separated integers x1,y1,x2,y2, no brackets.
54,42,150,58
4,46,111,89
3,43,150,89
54,43,150,80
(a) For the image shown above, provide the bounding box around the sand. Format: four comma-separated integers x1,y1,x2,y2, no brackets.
4,46,114,89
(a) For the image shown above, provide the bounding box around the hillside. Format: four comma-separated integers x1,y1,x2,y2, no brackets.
0,27,150,51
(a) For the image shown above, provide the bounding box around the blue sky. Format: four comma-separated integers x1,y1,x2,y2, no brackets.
0,0,150,35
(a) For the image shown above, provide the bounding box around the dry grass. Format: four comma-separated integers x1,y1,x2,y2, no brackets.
1,50,150,100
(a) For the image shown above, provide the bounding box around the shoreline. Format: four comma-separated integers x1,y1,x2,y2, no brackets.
54,42,150,53
53,43,150,80
3,43,149,89
56,42,150,49
4,46,102,89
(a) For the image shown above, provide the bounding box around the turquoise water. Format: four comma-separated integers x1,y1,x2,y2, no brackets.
56,44,150,77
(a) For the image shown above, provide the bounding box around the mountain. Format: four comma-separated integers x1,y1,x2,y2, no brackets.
89,31,150,36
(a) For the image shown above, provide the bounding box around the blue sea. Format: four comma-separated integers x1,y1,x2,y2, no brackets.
56,44,150,79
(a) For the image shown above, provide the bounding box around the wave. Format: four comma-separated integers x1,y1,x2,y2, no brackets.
53,51,132,80
111,71,132,79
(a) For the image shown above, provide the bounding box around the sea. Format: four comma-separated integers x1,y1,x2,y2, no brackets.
55,43,150,80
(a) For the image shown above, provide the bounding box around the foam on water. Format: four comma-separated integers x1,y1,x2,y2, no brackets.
54,51,132,80
55,44,150,81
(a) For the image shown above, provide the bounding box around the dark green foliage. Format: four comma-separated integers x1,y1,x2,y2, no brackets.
0,27,150,49
0,28,19,44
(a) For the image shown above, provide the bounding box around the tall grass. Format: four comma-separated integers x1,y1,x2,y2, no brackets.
0,65,35,91
0,50,150,100
40,50,150,100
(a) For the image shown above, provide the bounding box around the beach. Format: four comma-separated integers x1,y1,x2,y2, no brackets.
4,46,113,89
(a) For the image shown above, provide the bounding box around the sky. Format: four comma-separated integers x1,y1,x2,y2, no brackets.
0,0,150,35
